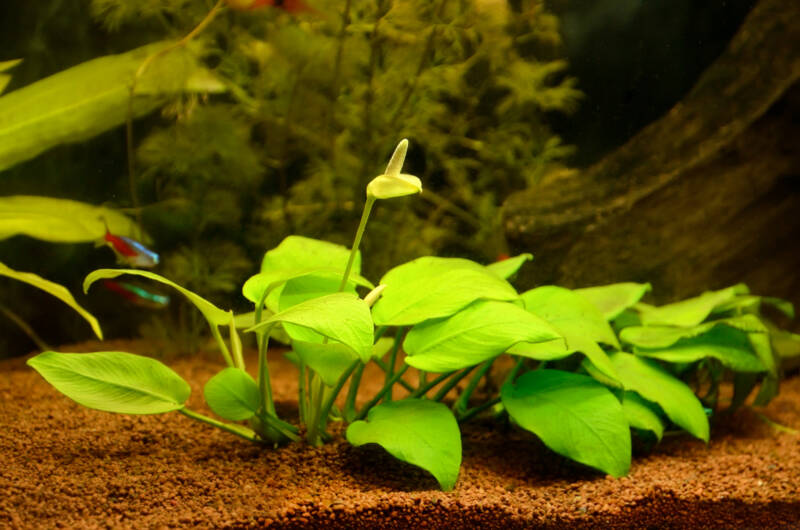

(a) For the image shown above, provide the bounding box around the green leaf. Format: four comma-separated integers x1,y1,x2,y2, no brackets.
292,340,359,387
634,326,767,373
372,257,519,326
242,267,373,311
84,269,231,327
772,330,800,360
486,253,533,280
520,286,621,383
621,391,664,441
1,261,102,339
0,42,220,172
501,370,631,477
609,352,709,442
257,236,363,313
620,315,767,349
575,283,652,321
712,295,795,320
346,399,462,491
404,300,564,372
27,351,190,414
261,235,358,273
521,286,620,348
203,367,261,421
0,196,143,244
248,293,373,362
635,284,749,327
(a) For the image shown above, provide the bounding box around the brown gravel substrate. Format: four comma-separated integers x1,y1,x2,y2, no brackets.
2,340,799,528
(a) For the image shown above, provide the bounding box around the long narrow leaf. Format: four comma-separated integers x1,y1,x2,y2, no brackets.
1,261,101,339
84,269,231,327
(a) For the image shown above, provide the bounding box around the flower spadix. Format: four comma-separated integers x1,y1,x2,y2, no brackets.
366,139,422,199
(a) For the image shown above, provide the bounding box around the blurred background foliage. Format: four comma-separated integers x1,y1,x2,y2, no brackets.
0,0,755,355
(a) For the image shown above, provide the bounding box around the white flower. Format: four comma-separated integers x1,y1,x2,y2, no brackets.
366,139,422,199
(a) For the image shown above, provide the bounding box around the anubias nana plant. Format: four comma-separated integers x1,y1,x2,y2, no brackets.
28,140,800,491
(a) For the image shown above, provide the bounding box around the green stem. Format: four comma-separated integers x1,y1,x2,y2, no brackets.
179,408,262,443
458,396,502,424
355,364,409,420
257,326,276,416
373,358,415,392
344,362,365,422
298,361,307,424
453,359,494,414
502,357,526,387
305,374,326,446
408,370,455,399
339,196,376,292
210,325,234,368
383,329,405,402
317,360,360,430
432,366,476,402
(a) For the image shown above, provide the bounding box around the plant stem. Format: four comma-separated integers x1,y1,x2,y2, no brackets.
355,365,409,421
298,362,307,424
210,325,234,368
383,329,405,402
502,357,526,387
458,396,502,424
305,373,326,446
179,407,262,443
228,312,245,369
343,362,365,422
453,359,494,414
126,0,226,231
338,196,376,292
432,366,476,402
408,370,455,399
257,326,276,416
317,360,360,431
0,303,50,351
372,358,415,392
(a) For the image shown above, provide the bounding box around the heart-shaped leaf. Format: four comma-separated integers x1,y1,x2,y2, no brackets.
634,325,766,373
501,369,631,477
620,391,664,441
372,257,519,326
27,351,190,414
404,300,564,372
575,282,652,321
346,399,462,491
204,367,261,421
635,284,749,327
609,352,709,442
521,286,620,348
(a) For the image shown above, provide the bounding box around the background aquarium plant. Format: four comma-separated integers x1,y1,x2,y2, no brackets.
1,0,584,353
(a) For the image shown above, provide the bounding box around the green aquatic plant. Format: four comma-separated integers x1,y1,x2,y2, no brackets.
26,138,800,491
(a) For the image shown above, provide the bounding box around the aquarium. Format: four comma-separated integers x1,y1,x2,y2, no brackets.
1,0,799,527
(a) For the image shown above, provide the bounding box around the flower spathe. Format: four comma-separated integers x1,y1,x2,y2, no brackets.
366,139,422,199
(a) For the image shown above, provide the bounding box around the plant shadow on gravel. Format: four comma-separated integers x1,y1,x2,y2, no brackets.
340,443,440,492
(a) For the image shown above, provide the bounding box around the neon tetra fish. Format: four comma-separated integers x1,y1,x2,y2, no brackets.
100,220,159,268
102,280,170,309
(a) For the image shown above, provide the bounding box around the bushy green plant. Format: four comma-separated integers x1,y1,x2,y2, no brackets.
28,140,800,491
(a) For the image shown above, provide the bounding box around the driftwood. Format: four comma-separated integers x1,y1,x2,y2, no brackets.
503,0,800,313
